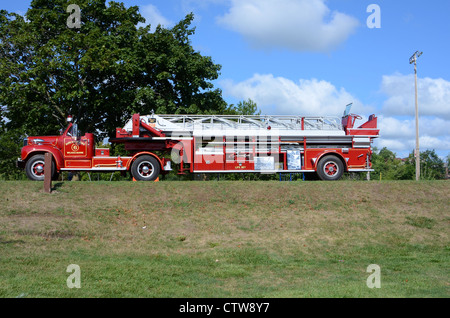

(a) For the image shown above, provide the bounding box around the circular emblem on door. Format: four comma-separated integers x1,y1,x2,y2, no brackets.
71,144,79,152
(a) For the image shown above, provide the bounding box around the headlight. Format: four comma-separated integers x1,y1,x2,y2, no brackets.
31,139,44,145
23,138,28,147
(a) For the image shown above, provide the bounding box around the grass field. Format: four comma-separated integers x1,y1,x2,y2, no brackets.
0,180,448,298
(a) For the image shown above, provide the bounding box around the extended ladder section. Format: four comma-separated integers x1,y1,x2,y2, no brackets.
131,114,345,137
149,114,342,131
118,112,378,148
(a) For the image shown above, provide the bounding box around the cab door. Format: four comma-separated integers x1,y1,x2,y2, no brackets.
63,124,93,168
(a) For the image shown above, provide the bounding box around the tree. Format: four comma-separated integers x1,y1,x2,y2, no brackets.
0,119,26,180
226,98,261,115
371,147,412,180
406,149,445,180
0,0,227,140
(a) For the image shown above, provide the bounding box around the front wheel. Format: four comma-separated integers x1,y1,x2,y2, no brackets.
316,155,344,181
130,155,160,181
25,154,56,181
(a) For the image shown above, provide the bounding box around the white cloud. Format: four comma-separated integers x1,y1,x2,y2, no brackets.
376,138,411,152
378,116,415,139
378,116,450,140
221,73,370,117
221,72,450,158
139,4,173,31
376,115,450,156
379,135,450,155
420,135,450,150
217,0,359,52
381,73,450,120
378,73,450,157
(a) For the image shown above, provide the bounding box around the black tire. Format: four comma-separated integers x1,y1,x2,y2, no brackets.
25,154,56,181
130,155,160,181
316,155,344,181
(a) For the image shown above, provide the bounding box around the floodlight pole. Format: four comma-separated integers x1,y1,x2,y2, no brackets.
409,51,422,181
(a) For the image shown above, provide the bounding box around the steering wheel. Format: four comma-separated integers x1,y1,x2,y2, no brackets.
349,113,362,120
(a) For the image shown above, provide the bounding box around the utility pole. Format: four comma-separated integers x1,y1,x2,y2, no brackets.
409,51,422,181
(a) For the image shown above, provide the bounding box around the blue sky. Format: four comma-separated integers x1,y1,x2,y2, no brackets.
3,0,450,159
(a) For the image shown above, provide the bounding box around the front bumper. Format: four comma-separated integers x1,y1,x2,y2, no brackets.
16,158,25,169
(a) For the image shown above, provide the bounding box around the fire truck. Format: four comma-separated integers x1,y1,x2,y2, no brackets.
17,104,379,181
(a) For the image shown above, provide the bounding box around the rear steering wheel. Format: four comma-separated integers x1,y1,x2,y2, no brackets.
349,113,362,120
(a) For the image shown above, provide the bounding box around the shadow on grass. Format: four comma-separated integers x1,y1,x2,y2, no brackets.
0,236,25,244
51,182,64,191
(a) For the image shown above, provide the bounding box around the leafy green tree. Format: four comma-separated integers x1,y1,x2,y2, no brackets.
0,0,226,140
0,0,229,178
372,147,445,180
371,147,412,180
0,120,26,180
226,98,261,115
405,149,445,180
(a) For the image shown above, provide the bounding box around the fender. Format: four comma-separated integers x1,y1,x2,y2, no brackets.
312,151,348,171
126,151,162,170
21,145,64,170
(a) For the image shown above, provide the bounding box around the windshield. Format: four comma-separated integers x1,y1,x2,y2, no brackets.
66,124,79,138
344,103,352,116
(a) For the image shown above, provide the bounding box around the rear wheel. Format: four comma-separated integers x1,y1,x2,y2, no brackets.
316,155,344,181
130,155,160,181
25,154,56,181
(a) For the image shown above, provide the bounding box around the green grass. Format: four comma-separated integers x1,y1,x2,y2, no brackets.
0,180,448,297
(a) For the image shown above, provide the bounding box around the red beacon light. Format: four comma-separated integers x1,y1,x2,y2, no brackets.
67,115,73,122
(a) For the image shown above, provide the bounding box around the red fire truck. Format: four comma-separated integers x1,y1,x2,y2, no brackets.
17,104,379,181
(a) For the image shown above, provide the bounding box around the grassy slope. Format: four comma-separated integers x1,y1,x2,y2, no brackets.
0,180,448,298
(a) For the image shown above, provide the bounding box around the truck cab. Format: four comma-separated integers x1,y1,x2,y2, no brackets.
17,117,94,181
17,115,161,181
